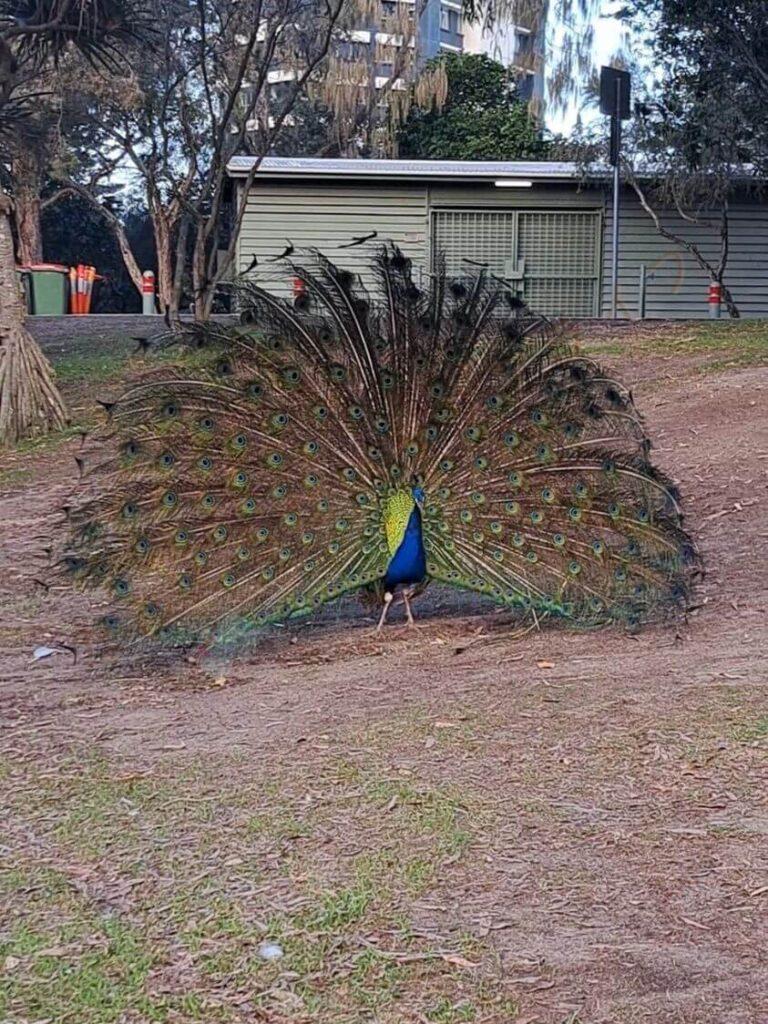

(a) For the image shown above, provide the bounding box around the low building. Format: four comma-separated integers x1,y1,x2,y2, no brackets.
226,157,768,319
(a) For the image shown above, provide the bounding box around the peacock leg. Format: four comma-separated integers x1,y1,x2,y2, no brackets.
402,589,416,627
376,591,394,633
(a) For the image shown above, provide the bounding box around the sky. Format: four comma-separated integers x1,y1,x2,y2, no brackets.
545,4,629,134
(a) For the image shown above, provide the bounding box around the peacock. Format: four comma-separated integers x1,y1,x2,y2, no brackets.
62,244,697,642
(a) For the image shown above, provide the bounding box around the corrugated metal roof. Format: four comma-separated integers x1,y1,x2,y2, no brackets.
226,156,588,180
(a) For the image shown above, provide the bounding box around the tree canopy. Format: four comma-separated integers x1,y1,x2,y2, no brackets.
398,53,548,161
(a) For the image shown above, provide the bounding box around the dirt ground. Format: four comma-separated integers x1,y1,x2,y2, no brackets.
1,319,767,1023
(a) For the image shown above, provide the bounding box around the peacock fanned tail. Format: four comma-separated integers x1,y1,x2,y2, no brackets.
62,244,698,640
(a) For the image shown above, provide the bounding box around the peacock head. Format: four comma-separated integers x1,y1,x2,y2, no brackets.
412,485,425,509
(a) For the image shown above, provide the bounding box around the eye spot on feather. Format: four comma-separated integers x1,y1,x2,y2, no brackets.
232,471,247,489
122,501,138,519
201,494,216,511
343,467,357,482
425,425,439,442
231,434,247,452
329,364,347,382
374,416,389,434
471,491,485,506
636,507,650,523
490,521,502,535
175,529,189,545
198,416,215,432
283,512,298,527
368,446,383,460
465,426,482,443
262,565,275,581
355,492,370,506
381,371,395,390
313,406,328,423
303,473,318,489
568,560,581,576
162,491,177,509
602,458,617,475
237,546,250,561
472,530,484,544
512,532,524,548
474,456,489,471
272,484,287,499
303,441,319,457
194,551,209,566
302,530,314,545
504,500,520,516
406,442,419,458
389,464,401,479
568,506,582,522
246,381,263,400
526,551,538,563
256,527,269,542
530,510,544,524
213,526,228,543
335,518,349,533
485,394,503,412
591,539,604,555
507,471,523,488
123,440,139,459
114,578,130,597
439,458,454,473
179,573,193,589
430,382,445,398
271,413,288,430
159,452,175,469
541,488,555,503
608,502,621,520
348,405,364,421
460,509,472,523
536,444,552,462
503,431,520,450
437,487,451,501
328,540,341,555
242,498,256,514
198,456,213,472
626,539,640,556
614,567,628,582
531,409,547,426
282,366,301,384
135,537,150,555
574,482,589,499
278,547,292,562
222,573,236,588
267,452,284,469
553,532,565,547
144,601,160,619
492,548,504,562
161,400,180,420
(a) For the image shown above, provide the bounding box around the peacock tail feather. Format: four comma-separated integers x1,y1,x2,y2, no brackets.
62,244,698,640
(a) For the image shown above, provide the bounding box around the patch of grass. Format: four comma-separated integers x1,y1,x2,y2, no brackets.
0,466,32,489
52,350,133,383
733,716,768,743
2,747,511,1024
11,421,89,457
580,319,768,371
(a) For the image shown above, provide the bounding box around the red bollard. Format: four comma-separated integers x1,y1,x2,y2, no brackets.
708,281,722,319
142,270,156,315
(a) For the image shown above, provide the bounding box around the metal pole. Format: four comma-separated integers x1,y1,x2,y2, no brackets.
610,79,622,318
637,263,646,319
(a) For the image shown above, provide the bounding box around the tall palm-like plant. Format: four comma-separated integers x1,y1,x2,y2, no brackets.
0,0,153,444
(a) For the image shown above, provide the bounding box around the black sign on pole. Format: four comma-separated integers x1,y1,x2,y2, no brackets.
599,66,631,120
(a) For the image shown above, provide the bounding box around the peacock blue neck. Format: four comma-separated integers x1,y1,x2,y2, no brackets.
384,506,427,589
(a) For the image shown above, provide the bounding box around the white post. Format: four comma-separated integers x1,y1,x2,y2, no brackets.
141,270,156,315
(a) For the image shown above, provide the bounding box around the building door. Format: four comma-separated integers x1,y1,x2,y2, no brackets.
431,208,602,316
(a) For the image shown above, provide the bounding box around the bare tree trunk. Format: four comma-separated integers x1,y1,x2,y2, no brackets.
628,174,741,318
12,149,44,265
0,196,68,446
153,210,175,316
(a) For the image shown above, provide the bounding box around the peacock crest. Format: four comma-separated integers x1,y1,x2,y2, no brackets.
61,244,698,641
